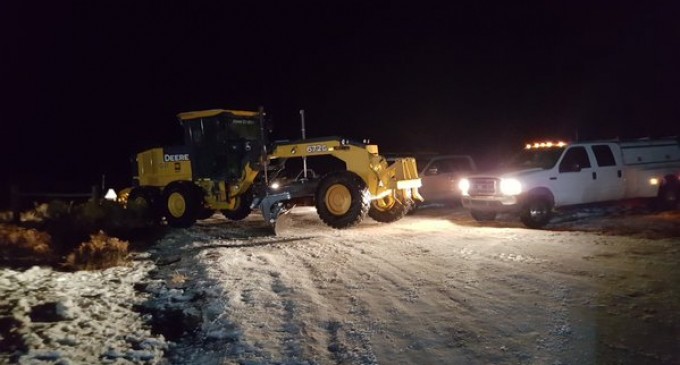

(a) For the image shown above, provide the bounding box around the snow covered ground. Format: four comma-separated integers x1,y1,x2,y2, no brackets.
2,204,679,364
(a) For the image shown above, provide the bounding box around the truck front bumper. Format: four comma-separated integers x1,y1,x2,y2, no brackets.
461,195,521,213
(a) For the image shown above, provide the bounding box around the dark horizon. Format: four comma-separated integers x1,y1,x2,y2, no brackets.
2,2,679,195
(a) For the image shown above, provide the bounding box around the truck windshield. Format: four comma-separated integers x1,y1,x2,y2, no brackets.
504,147,565,170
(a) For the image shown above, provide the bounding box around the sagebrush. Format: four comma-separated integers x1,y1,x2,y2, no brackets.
0,224,53,259
65,231,129,270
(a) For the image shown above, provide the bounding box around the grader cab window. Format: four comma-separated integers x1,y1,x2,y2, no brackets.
188,121,205,145
180,114,261,181
230,118,259,140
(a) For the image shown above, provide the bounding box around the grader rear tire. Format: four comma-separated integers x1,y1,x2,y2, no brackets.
657,180,680,211
197,208,216,220
222,190,253,221
315,171,370,229
162,183,200,228
369,194,410,223
128,187,160,221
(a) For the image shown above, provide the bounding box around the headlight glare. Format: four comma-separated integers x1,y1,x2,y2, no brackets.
458,179,470,196
500,178,522,195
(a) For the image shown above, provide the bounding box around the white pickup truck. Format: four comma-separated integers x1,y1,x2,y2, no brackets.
460,138,680,228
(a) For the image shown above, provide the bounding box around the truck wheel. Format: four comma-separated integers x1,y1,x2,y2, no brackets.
128,187,160,220
315,171,370,229
222,190,253,221
657,181,680,211
520,196,553,229
470,210,496,222
162,183,199,228
369,195,410,223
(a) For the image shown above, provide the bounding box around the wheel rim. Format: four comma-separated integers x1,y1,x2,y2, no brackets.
168,192,186,218
325,184,352,215
529,202,548,220
372,195,396,212
132,196,148,208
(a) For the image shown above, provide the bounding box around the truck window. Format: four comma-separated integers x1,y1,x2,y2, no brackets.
559,147,591,173
444,158,473,172
591,145,616,167
425,160,446,175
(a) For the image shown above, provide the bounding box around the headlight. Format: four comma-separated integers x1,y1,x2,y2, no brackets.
104,188,117,201
500,178,522,196
458,179,470,196
270,181,281,190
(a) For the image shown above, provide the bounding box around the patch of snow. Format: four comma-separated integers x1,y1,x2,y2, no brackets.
2,204,679,364
0,256,167,364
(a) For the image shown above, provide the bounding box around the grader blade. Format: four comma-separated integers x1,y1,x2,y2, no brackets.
254,192,293,235
272,208,295,236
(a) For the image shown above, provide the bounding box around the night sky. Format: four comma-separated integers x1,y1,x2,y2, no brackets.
2,2,679,194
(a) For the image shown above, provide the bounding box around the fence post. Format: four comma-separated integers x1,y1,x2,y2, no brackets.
91,185,101,202
10,184,20,224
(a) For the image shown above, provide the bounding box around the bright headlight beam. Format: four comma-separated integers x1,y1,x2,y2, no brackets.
500,178,522,196
458,179,470,195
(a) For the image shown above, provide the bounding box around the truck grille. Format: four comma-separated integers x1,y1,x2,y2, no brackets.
469,178,498,196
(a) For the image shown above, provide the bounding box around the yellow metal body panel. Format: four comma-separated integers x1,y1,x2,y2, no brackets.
134,135,421,214
136,148,193,187
268,140,422,203
197,163,260,210
135,147,260,211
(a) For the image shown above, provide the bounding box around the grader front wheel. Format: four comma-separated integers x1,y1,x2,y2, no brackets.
368,194,410,223
315,172,370,229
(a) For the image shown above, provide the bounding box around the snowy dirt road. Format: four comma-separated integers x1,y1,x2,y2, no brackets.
141,205,680,365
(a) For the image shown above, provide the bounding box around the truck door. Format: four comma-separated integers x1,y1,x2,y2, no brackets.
420,159,450,201
555,146,597,205
589,144,625,202
420,157,471,202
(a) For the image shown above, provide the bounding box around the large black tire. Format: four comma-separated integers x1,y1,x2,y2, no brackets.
222,190,253,221
406,202,421,215
470,210,497,222
315,171,370,229
657,181,680,211
520,195,553,229
128,187,160,221
369,195,410,223
162,183,200,228
197,208,216,220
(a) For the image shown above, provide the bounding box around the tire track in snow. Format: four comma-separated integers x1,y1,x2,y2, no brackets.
280,241,381,364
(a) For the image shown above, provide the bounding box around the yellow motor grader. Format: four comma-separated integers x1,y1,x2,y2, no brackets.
122,108,422,230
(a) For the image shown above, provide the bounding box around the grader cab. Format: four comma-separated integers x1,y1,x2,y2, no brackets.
125,108,422,231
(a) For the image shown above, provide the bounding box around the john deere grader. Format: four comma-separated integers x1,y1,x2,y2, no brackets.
121,108,422,232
